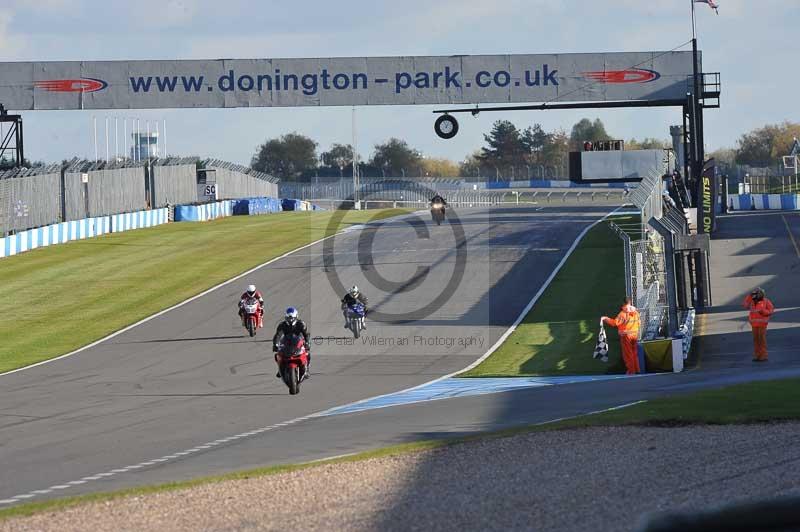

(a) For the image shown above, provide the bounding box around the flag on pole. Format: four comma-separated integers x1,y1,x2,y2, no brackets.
695,0,719,14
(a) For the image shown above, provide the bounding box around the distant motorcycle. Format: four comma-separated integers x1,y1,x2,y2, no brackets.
431,202,445,225
241,296,262,337
345,302,366,339
275,333,310,395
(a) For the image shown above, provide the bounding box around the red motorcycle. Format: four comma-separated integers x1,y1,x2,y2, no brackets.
275,333,310,395
241,296,263,337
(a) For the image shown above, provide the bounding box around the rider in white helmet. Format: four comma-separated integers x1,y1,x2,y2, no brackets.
238,284,265,327
341,285,369,329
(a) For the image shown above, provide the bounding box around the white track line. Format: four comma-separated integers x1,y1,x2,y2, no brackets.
0,211,422,379
0,412,320,506
0,398,648,506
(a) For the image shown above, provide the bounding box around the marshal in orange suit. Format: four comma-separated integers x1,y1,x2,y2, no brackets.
602,297,641,375
743,287,775,362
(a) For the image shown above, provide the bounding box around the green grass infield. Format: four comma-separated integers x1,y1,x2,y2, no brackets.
461,215,638,377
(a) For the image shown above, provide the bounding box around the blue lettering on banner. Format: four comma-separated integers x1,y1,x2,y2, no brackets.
130,64,557,96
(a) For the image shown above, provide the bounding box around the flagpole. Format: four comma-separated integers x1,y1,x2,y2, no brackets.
690,0,701,188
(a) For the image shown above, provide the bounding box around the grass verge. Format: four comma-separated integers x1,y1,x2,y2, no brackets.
0,209,408,374
546,376,800,427
461,215,638,377
2,376,798,521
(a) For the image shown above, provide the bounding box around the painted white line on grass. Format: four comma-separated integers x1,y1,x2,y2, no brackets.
306,451,360,464
0,211,417,379
532,400,648,427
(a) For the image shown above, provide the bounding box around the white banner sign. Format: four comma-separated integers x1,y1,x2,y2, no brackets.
0,51,697,111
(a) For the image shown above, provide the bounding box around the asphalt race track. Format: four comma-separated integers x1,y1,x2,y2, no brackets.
1,204,621,503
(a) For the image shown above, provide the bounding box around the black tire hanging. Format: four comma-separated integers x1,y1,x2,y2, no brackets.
434,114,459,139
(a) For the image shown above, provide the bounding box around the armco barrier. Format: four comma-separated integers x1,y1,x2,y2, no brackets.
232,197,282,216
0,207,172,259
110,208,168,233
729,193,800,211
1,218,90,257
174,200,233,222
1,216,110,258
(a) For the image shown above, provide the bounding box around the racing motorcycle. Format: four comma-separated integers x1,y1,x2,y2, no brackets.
345,302,366,339
430,202,445,225
275,333,310,395
241,296,262,337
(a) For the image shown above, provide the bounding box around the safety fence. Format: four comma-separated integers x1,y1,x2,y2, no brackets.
731,173,800,194
0,165,63,234
278,177,626,200
204,160,279,199
483,179,628,190
64,164,146,220
728,193,800,211
301,189,627,211
1,158,278,236
630,234,669,341
608,169,673,344
151,161,198,207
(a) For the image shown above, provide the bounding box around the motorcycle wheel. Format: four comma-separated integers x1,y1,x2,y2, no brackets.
352,317,361,339
247,320,256,337
289,366,299,395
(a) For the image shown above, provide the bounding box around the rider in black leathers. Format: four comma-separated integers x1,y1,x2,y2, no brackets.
273,307,311,378
430,193,447,207
341,285,369,330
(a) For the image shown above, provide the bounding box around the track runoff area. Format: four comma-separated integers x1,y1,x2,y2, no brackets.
0,202,628,504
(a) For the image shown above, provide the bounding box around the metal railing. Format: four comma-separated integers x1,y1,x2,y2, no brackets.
609,168,674,341
304,188,627,211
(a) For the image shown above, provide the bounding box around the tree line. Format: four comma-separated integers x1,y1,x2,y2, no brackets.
250,117,674,181
709,121,800,169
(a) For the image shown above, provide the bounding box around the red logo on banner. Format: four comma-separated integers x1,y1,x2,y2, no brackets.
34,78,108,93
582,69,661,84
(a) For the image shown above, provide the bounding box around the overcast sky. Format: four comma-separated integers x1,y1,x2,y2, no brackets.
1,0,797,165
